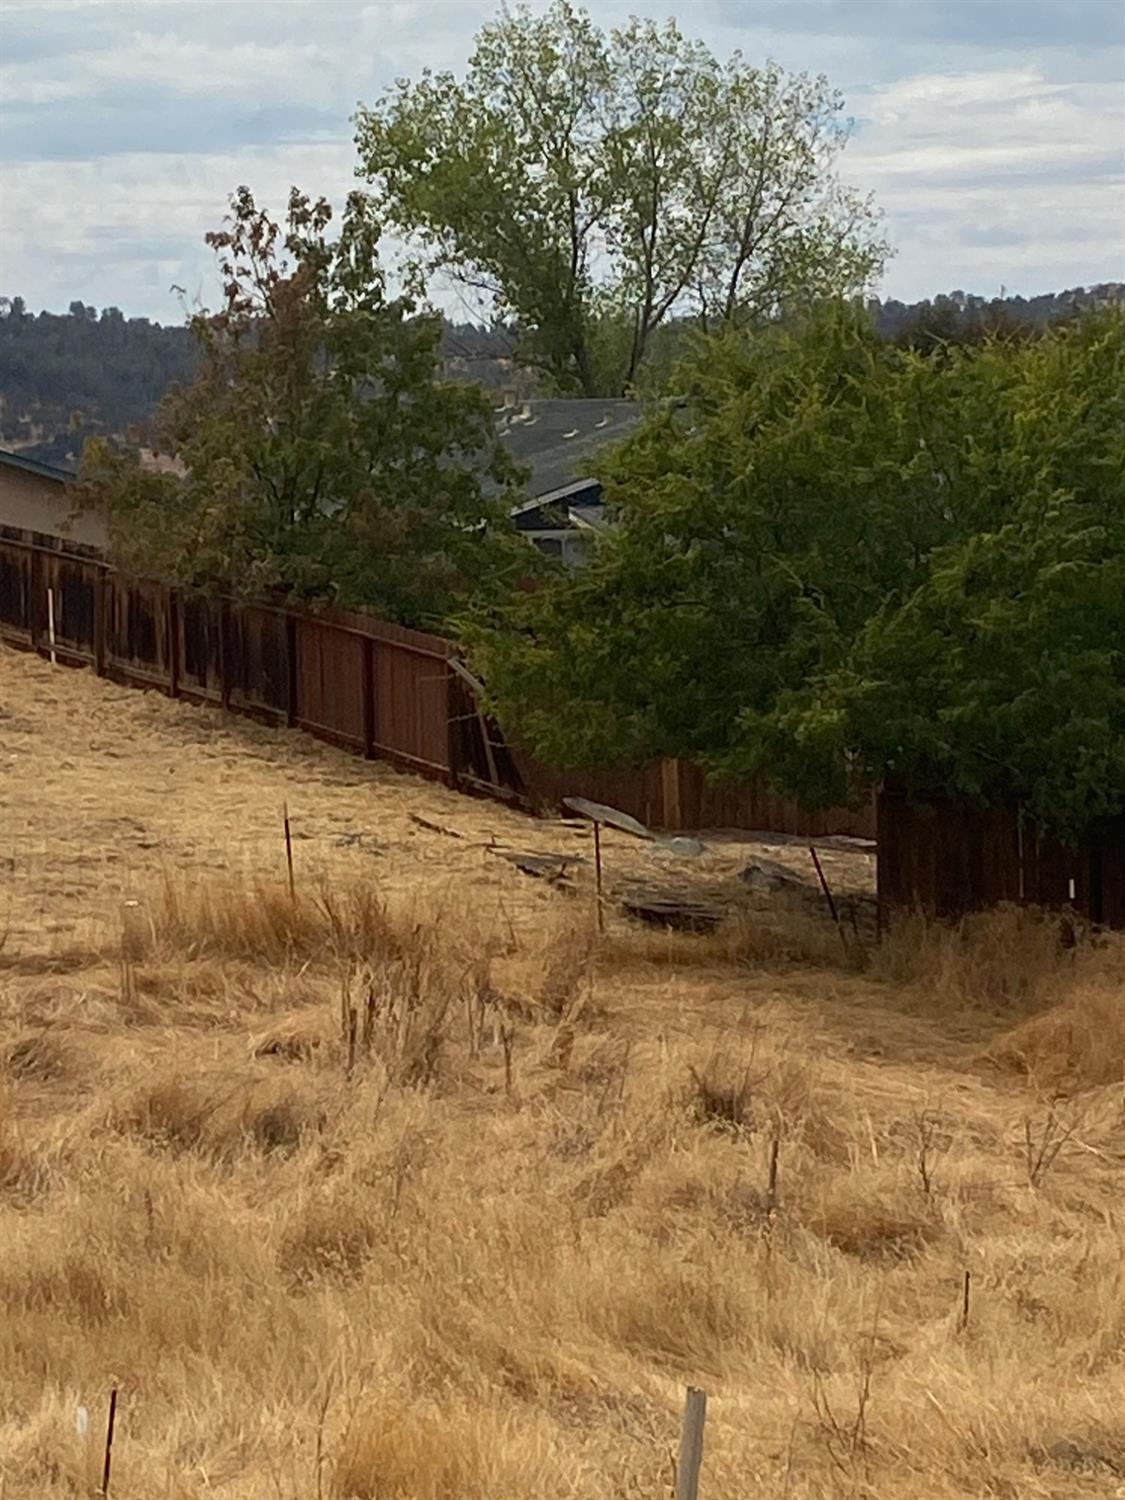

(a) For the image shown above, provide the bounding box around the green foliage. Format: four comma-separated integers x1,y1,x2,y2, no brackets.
798,310,1125,834
74,187,530,629
472,306,1125,837
356,1,887,397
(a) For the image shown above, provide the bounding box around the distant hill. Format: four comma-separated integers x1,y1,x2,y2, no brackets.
2,286,1120,468
870,284,1124,350
0,299,197,467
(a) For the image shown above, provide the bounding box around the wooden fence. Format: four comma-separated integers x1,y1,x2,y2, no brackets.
6,528,1120,925
877,787,1125,929
0,526,875,839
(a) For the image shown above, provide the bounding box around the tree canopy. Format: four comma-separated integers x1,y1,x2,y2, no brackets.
794,311,1125,834
356,0,887,397
470,305,1125,837
75,187,530,629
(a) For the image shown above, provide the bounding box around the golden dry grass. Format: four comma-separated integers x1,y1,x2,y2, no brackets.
2,644,1125,1499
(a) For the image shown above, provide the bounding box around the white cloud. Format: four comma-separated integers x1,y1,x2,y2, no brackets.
1,36,347,105
0,3,1121,315
846,66,1125,297
0,142,358,319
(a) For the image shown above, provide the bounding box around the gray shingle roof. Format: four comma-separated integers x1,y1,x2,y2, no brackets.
495,399,640,499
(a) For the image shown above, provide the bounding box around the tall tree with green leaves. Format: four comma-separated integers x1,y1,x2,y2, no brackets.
75,187,528,629
470,307,1124,838
785,309,1125,836
355,1,887,396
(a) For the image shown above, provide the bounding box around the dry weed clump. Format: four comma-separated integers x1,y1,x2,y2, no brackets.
333,1396,569,1499
807,1172,943,1262
985,976,1125,1091
110,1065,328,1161
138,873,404,965
871,902,1101,1008
6,1032,69,1083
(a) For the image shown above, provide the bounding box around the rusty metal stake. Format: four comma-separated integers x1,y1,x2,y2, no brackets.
284,802,295,901
100,1388,117,1497
346,1007,358,1078
809,844,848,956
593,820,605,934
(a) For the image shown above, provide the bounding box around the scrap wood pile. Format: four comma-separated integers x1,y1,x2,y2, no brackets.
482,798,876,937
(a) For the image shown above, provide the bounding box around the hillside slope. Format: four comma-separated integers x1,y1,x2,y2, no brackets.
1,645,1123,1499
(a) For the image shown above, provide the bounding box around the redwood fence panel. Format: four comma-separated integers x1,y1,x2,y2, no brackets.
507,748,667,829
876,789,1125,929
227,603,291,721
0,542,30,642
104,572,170,687
294,617,367,753
673,761,875,840
177,591,224,704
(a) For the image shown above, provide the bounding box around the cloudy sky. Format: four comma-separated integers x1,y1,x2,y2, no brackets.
1,0,1122,322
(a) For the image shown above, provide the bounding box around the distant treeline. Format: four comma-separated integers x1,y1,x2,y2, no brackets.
1,285,1120,468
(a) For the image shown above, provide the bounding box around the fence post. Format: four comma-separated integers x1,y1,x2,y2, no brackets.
285,613,298,728
675,1386,707,1500
93,567,107,676
362,635,375,758
167,587,180,698
445,661,460,789
28,548,42,653
218,598,231,709
661,759,685,831
46,583,57,665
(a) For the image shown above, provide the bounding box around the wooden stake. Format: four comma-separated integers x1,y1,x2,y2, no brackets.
283,802,295,901
766,1132,781,1214
675,1386,707,1500
593,820,605,934
464,982,478,1058
346,1007,358,1077
809,844,848,956
363,988,376,1056
500,1023,515,1101
100,1388,117,1497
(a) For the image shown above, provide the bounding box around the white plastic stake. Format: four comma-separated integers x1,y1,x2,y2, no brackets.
47,585,57,665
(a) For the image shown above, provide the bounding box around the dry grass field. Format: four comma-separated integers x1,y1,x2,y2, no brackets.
2,643,1124,1499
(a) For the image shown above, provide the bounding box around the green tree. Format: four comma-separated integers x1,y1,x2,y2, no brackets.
355,1,887,396
786,309,1125,835
470,307,1124,838
76,186,529,629
470,304,947,770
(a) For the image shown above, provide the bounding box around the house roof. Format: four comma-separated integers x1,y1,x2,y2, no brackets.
0,447,75,484
496,399,640,500
0,446,108,549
